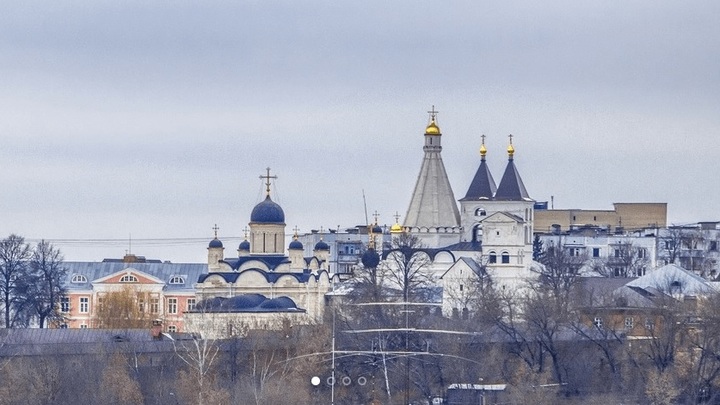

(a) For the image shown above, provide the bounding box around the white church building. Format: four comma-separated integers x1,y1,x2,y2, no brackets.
398,110,540,315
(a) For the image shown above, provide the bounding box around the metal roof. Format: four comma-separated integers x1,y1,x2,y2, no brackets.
494,158,531,201
460,158,497,201
63,261,207,292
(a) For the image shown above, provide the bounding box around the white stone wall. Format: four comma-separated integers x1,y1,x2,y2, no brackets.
183,311,313,339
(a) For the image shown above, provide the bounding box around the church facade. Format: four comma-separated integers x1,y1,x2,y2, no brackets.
398,110,539,315
402,110,537,281
185,170,334,338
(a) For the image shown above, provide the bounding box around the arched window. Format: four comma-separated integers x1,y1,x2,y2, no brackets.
71,274,87,283
501,251,510,264
474,207,486,216
169,276,185,284
488,251,497,264
472,224,483,243
120,274,138,283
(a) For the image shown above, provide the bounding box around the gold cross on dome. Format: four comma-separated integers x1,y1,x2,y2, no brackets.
481,134,486,145
427,105,439,120
212,224,220,238
242,227,249,238
259,167,278,196
508,134,513,145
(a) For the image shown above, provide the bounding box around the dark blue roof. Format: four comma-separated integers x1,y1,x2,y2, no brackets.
238,240,250,250
208,238,223,248
250,196,285,223
460,159,497,201
442,241,482,252
259,296,298,310
224,255,290,271
197,268,327,285
289,239,304,250
494,159,530,201
314,240,329,251
194,293,303,313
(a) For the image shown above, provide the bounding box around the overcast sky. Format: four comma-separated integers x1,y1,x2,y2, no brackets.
1,1,719,262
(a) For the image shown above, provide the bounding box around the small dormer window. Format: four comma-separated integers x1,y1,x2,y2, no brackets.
120,274,138,283
475,208,487,216
169,276,185,285
71,274,87,283
670,280,682,295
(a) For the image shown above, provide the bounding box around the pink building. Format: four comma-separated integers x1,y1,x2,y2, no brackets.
60,254,206,332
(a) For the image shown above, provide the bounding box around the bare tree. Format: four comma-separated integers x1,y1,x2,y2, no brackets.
25,240,66,328
673,293,720,404
660,227,685,265
94,285,153,329
99,353,144,405
349,246,386,304
381,233,434,302
172,334,222,405
533,242,585,304
681,230,706,273
568,290,626,391
661,227,707,273
596,241,649,278
476,286,546,375
0,235,32,327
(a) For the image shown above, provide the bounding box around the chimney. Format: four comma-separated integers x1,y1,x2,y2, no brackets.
151,319,163,340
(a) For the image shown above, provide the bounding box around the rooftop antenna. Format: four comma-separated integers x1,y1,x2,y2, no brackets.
362,189,369,226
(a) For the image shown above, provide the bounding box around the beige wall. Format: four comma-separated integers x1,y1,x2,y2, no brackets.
535,203,667,233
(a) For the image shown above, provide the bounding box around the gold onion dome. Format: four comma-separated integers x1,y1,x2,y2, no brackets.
507,140,515,158
390,222,403,233
425,119,441,135
479,142,487,157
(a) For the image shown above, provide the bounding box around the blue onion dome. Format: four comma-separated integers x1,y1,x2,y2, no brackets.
361,248,380,268
250,196,285,223
289,238,303,250
208,238,223,248
372,224,383,234
314,239,330,251
238,239,250,251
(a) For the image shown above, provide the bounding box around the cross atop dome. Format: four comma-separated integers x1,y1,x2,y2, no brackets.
259,167,278,197
480,134,487,159
507,134,515,159
427,105,439,121
425,105,441,135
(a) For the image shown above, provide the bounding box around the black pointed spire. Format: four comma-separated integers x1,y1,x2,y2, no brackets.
494,135,530,201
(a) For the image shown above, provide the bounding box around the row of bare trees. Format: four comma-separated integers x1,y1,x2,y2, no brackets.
0,234,66,328
345,233,720,403
458,244,720,404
